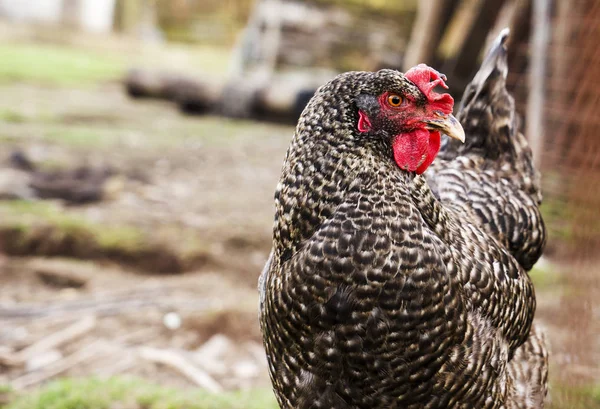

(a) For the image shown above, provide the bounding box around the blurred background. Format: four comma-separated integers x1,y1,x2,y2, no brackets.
0,0,597,408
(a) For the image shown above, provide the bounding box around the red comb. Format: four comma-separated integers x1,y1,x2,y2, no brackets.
405,64,454,114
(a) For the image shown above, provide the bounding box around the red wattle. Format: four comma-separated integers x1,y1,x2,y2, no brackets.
392,129,441,174
392,129,429,172
416,131,441,175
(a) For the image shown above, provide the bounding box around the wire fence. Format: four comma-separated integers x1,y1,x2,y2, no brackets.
507,0,600,260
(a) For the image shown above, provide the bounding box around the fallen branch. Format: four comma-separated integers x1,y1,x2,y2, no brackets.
139,346,222,393
94,351,137,376
11,340,107,390
16,316,96,363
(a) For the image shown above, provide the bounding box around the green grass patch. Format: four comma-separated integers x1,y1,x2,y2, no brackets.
42,125,121,147
540,198,573,242
0,200,212,273
0,200,145,254
529,260,562,290
0,122,130,148
10,376,598,409
549,381,600,409
1,377,277,409
0,383,14,406
0,109,28,123
0,41,232,87
0,43,125,87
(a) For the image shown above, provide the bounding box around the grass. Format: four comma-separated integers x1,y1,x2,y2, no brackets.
529,259,562,290
0,43,125,87
0,200,145,254
549,381,600,409
0,109,28,123
3,376,597,409
0,39,287,149
540,198,573,242
0,40,233,88
0,200,215,273
1,377,278,409
41,125,123,147
0,384,14,407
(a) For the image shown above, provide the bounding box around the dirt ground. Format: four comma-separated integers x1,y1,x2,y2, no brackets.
0,48,598,408
0,81,293,394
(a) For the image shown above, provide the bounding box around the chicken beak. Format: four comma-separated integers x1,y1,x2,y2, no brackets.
424,113,465,143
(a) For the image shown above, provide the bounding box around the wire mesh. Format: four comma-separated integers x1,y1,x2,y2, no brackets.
506,0,600,260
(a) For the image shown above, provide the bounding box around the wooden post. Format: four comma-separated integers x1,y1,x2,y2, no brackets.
61,0,81,29
527,0,551,167
229,0,264,78
403,0,455,70
440,0,506,93
256,0,282,82
114,0,142,33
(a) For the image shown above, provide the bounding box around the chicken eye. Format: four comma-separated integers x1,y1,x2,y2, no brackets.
387,94,404,107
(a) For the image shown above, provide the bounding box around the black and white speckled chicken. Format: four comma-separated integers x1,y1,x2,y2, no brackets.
426,29,546,271
259,31,545,409
423,29,549,408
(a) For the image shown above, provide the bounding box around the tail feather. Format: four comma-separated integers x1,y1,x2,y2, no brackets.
506,323,549,409
429,28,546,269
440,28,525,161
458,28,510,114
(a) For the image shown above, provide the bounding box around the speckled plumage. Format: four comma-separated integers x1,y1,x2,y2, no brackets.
260,32,546,409
426,30,546,271
425,30,549,409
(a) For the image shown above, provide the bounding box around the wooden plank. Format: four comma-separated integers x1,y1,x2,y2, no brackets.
12,340,108,390
403,0,457,70
16,316,96,362
139,346,223,392
441,0,507,91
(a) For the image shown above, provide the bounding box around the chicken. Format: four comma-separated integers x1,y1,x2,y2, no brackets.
422,29,549,408
426,29,546,271
259,55,541,407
